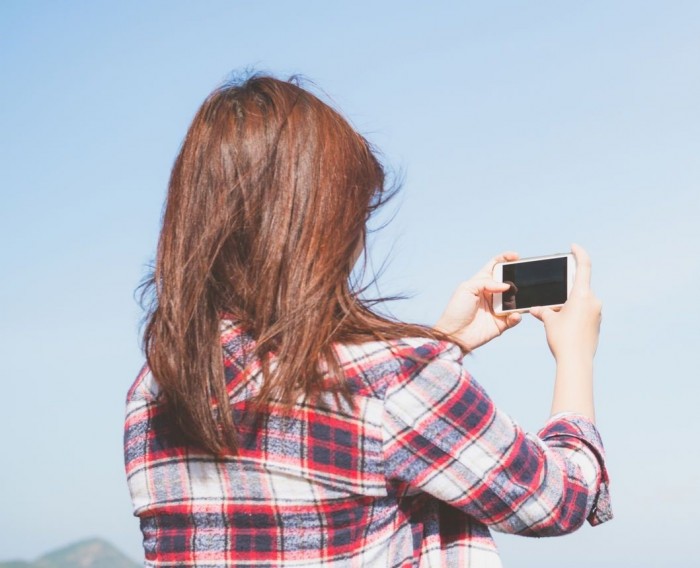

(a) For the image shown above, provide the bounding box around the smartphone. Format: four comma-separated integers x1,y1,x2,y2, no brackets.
492,253,576,314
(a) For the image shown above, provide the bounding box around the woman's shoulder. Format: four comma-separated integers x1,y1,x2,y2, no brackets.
218,316,463,368
217,318,466,398
336,336,462,366
329,336,464,396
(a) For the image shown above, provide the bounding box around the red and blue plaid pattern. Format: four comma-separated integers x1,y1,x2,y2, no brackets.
124,320,612,566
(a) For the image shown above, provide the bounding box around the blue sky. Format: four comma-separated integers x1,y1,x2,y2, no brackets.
1,2,698,566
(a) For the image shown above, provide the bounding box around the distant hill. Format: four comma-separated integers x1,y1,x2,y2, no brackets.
0,538,139,568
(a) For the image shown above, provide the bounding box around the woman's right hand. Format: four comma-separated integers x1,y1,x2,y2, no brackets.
530,244,602,363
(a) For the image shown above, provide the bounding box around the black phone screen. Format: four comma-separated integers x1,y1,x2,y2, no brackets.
502,257,568,310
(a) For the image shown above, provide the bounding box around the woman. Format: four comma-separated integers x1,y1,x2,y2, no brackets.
124,74,611,567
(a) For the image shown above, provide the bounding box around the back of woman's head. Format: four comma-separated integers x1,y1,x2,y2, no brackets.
143,74,442,454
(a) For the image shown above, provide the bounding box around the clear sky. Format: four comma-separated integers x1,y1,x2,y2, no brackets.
1,1,698,566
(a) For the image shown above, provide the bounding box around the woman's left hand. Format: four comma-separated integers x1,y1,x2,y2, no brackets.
434,252,522,352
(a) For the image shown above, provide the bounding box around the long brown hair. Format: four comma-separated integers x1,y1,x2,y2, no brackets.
141,74,457,455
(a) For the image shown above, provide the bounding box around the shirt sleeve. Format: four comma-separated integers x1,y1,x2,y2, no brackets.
382,340,613,536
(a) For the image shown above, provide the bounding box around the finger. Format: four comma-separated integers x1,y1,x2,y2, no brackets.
529,306,553,322
460,277,509,296
478,251,519,276
506,312,522,328
481,279,512,293
571,243,592,295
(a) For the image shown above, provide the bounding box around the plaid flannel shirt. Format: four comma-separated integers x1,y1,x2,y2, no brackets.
124,320,612,567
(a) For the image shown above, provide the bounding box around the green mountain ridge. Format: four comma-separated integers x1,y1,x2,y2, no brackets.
0,538,139,568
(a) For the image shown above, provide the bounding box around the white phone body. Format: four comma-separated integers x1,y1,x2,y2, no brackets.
492,253,576,315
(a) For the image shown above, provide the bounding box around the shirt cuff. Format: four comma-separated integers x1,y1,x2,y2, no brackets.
538,413,613,526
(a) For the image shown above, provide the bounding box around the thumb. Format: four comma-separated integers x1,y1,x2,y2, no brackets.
529,306,553,323
505,312,522,329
